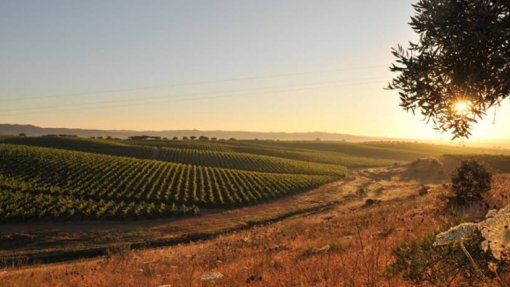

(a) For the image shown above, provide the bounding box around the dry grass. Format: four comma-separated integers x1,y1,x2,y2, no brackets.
2,173,509,286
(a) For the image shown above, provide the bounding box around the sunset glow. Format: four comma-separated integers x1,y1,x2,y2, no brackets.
453,100,471,116
1,1,509,140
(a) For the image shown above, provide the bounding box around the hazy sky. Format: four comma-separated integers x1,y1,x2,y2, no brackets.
1,0,509,140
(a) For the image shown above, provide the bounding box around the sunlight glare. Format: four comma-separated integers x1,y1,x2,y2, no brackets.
453,100,471,116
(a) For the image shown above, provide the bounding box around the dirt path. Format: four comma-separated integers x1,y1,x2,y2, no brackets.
0,168,425,266
0,172,360,235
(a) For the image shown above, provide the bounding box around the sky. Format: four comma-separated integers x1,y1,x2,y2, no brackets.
1,0,509,140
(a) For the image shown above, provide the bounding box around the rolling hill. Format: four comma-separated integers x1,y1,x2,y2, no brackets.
2,135,510,223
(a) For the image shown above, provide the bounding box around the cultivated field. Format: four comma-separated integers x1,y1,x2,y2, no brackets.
2,160,510,286
0,136,508,223
2,136,510,286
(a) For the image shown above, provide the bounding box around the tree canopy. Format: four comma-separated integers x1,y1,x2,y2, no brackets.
389,0,510,138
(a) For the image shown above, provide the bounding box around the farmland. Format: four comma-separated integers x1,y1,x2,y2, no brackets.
0,143,337,221
1,136,510,223
2,136,510,281
2,151,510,286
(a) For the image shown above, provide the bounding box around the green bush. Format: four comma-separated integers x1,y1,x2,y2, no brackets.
386,231,495,285
451,161,492,204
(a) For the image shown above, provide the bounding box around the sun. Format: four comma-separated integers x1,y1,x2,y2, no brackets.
453,100,471,116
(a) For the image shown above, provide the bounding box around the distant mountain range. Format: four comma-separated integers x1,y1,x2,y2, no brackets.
1,124,509,149
0,124,397,142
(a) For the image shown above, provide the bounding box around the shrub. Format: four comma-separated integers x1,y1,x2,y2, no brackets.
386,231,495,285
356,186,367,198
105,243,132,260
418,185,429,196
364,198,380,207
451,161,492,204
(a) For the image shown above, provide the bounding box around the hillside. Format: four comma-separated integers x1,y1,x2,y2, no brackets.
0,144,338,221
4,136,509,169
2,136,510,277
3,161,510,286
0,124,392,141
1,135,509,224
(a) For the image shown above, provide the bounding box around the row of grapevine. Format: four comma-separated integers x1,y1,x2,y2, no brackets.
0,136,156,159
0,137,347,175
156,147,346,175
146,139,398,168
0,186,197,222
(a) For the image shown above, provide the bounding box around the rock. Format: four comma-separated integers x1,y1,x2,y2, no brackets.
433,205,510,262
312,244,330,253
434,223,479,246
201,271,224,281
479,205,510,261
142,260,156,264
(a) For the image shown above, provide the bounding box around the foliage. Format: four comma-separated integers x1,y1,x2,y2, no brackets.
451,160,492,203
446,154,510,173
363,198,380,207
5,136,507,170
389,0,510,138
386,231,496,286
0,136,346,175
0,144,336,222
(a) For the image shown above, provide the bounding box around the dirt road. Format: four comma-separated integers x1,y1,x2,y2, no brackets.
0,168,427,266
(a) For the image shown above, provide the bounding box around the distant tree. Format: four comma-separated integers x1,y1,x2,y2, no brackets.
190,136,196,140
129,135,161,140
198,136,209,141
211,137,217,141
106,136,112,140
172,136,179,140
229,137,237,141
182,136,189,140
97,136,103,140
18,133,26,137
389,0,510,139
451,160,492,203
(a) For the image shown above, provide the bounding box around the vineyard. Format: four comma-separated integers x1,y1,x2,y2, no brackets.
444,154,510,173
0,144,337,221
2,136,505,222
0,136,346,174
